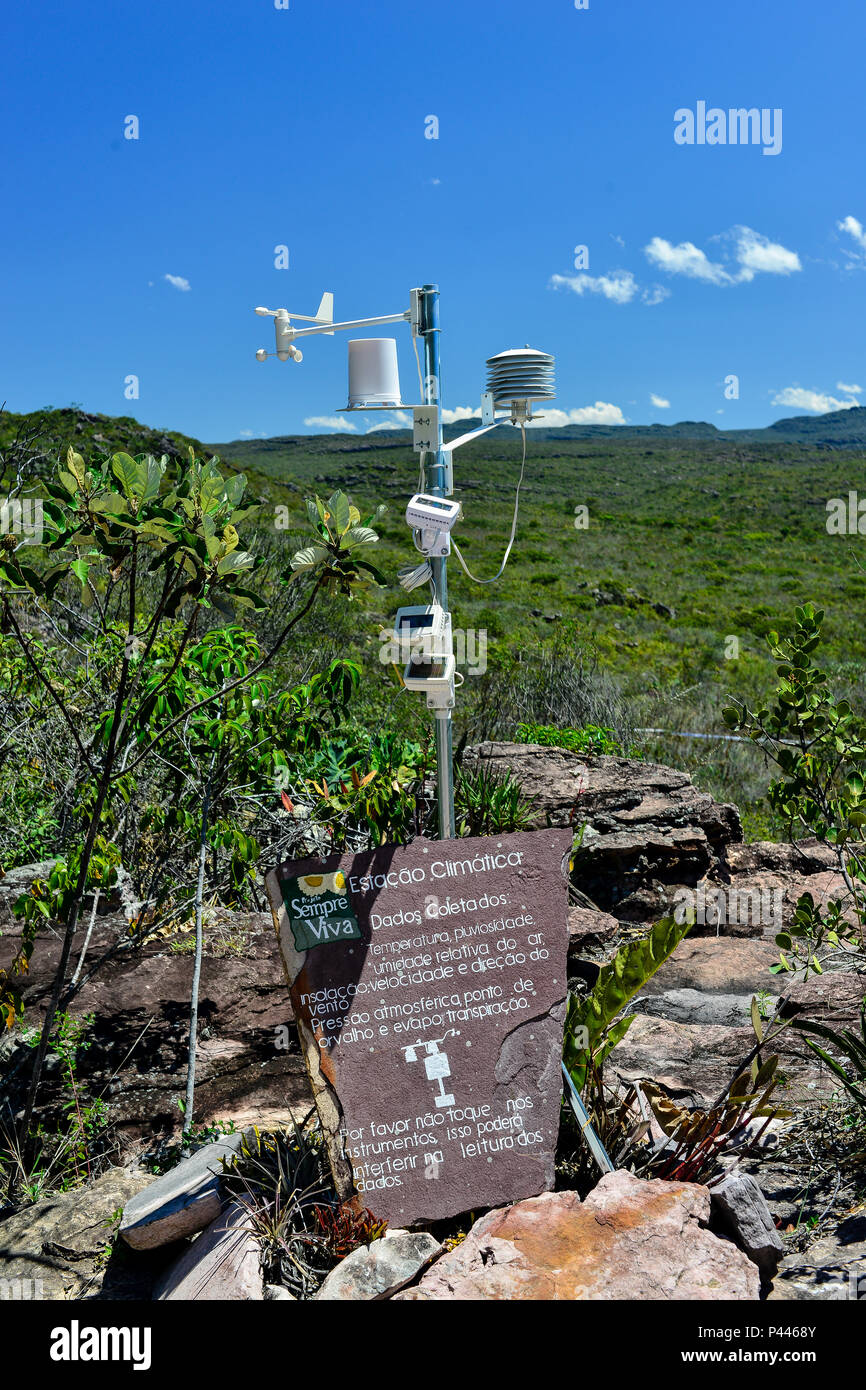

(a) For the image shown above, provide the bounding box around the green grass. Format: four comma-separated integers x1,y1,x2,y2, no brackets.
5,405,866,831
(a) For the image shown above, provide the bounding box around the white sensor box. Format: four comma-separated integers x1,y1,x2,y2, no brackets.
392,604,450,662
405,493,462,532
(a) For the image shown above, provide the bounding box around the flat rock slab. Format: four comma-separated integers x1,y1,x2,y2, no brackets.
266,830,572,1226
315,1230,441,1300
153,1200,263,1301
769,1214,866,1301
641,937,782,998
612,1014,841,1107
119,1135,245,1250
395,1172,759,1300
638,988,755,1027
461,747,741,853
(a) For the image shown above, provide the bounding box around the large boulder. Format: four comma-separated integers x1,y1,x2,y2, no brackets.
711,1170,785,1279
463,745,741,914
0,1168,156,1300
0,909,310,1143
462,746,740,847
395,1172,759,1300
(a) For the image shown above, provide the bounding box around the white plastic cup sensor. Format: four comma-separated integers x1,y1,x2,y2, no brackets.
347,338,402,407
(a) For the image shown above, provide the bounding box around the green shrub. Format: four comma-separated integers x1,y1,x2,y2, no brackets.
514,721,623,756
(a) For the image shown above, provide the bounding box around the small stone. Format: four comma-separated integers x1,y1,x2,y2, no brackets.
264,1283,296,1300
711,1171,785,1279
315,1231,442,1300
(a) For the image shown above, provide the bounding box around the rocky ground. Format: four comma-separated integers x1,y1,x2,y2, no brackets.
1,744,864,1300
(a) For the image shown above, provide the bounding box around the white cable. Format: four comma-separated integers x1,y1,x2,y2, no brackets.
398,560,432,591
451,422,527,584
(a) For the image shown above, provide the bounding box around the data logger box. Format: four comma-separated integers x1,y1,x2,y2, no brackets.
405,494,462,532
392,604,450,662
402,654,456,711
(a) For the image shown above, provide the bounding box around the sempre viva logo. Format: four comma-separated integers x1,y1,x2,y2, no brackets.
50,1321,151,1371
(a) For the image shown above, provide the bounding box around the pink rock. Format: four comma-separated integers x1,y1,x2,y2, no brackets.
395,1172,759,1300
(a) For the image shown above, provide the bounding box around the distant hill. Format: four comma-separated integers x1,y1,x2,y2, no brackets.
5,401,864,463
0,405,266,486
211,406,866,452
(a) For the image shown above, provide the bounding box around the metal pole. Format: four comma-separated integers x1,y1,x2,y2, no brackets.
419,284,455,840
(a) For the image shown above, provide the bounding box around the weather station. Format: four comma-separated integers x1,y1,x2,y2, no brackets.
253,284,556,841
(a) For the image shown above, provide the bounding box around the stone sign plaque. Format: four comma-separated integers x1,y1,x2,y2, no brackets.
266,830,572,1225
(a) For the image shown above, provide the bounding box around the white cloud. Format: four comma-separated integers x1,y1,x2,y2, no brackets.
772,386,859,414
644,227,800,286
644,237,732,284
303,415,359,433
551,270,639,304
733,226,801,280
837,381,862,394
650,393,670,409
838,215,866,250
164,273,190,292
528,402,626,428
441,405,481,424
611,233,626,248
550,272,667,307
238,430,254,438
366,411,413,432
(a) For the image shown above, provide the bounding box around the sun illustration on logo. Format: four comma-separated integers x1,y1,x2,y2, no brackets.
296,871,346,897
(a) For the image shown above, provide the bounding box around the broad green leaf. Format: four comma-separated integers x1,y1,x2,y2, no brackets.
342,526,379,549
330,491,351,535
141,454,165,504
111,452,148,504
58,469,80,494
89,493,129,516
291,544,329,572
66,448,87,485
216,549,254,575
229,585,267,611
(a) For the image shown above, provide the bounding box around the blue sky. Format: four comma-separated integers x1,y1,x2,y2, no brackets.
1,0,864,441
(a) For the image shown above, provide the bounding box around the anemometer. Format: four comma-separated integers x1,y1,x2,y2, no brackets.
253,284,555,839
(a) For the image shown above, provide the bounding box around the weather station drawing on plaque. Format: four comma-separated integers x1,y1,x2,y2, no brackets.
266,830,572,1225
402,1033,459,1108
